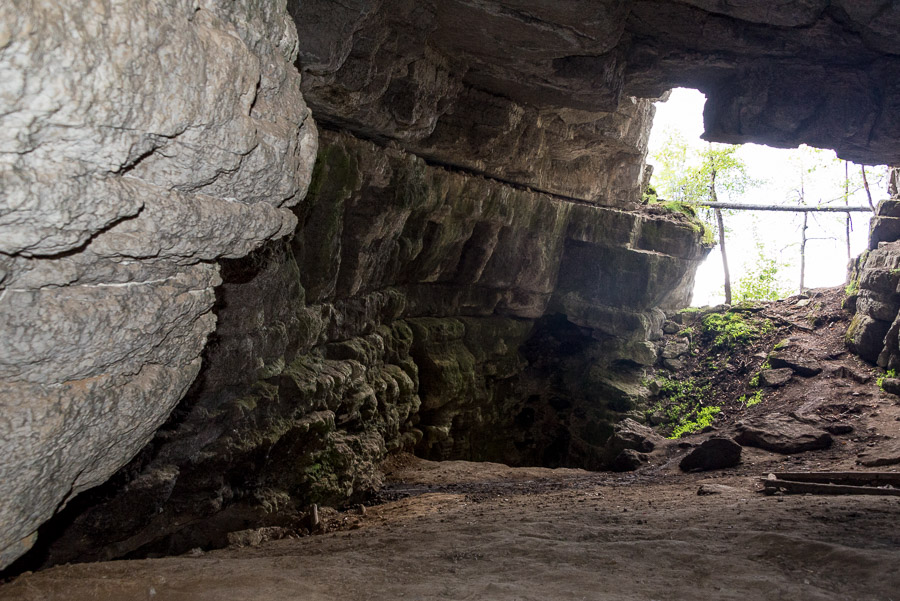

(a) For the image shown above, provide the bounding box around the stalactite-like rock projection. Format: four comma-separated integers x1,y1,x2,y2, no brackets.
3,0,900,570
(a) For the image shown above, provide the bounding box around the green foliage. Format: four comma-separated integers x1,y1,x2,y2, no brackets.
650,132,763,257
733,241,792,302
670,406,721,439
651,131,759,205
877,369,897,389
700,224,716,246
738,390,764,407
845,279,859,296
648,377,720,439
749,360,771,388
661,200,697,217
702,312,772,349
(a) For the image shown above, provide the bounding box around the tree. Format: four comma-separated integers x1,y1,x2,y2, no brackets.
733,240,792,303
652,136,758,304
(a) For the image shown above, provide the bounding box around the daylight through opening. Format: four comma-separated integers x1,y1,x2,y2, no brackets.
647,88,890,306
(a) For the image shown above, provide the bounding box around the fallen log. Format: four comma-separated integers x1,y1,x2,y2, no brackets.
699,202,874,213
761,472,900,496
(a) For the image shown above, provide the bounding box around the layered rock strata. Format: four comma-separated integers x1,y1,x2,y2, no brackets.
0,0,317,568
847,198,900,367
8,0,900,575
291,0,900,173
26,131,707,565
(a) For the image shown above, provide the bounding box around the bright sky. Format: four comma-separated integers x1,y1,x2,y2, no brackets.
647,88,888,306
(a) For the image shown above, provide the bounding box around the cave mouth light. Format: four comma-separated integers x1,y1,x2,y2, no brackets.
647,88,889,307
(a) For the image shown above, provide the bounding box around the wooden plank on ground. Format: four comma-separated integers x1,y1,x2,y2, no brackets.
761,479,900,497
772,472,900,487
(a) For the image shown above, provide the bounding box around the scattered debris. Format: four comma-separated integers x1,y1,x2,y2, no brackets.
226,527,292,548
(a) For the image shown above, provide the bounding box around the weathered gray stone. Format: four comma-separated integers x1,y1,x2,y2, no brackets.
610,449,650,473
662,339,691,359
735,415,833,454
605,418,663,458
291,0,900,176
759,368,794,388
766,353,823,378
858,442,900,468
880,378,900,397
0,0,317,568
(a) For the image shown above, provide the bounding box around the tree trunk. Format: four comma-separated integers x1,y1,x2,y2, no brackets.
844,161,851,261
800,212,808,293
708,167,731,304
696,202,872,213
715,208,731,305
861,165,875,210
890,166,899,198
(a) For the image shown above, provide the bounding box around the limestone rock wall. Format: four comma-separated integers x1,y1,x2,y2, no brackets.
291,0,900,168
0,0,317,569
8,0,900,576
847,199,900,367
28,131,707,565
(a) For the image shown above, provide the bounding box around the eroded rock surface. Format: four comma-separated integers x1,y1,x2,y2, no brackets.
290,0,900,173
24,131,707,565
8,0,900,575
847,200,900,367
735,414,833,454
0,0,317,568
680,437,742,472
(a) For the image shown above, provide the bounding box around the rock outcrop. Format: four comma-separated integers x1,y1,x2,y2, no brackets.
846,200,900,367
0,0,317,568
735,414,833,454
7,0,900,573
291,0,900,170
25,131,707,565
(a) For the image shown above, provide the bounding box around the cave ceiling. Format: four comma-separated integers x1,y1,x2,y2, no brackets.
290,0,900,166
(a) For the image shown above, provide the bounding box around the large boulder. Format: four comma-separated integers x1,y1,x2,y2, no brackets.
734,415,833,454
0,0,317,569
679,437,742,472
605,418,663,458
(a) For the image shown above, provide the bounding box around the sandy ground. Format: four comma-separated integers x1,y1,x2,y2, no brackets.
3,453,899,601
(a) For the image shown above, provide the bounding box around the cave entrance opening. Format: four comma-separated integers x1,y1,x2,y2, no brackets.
647,88,889,306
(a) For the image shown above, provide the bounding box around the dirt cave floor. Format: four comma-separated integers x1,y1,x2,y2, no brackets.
3,288,900,601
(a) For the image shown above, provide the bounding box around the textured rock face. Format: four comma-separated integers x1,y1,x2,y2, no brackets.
847,201,900,367
291,0,900,167
0,0,317,568
8,0,900,575
27,132,707,564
